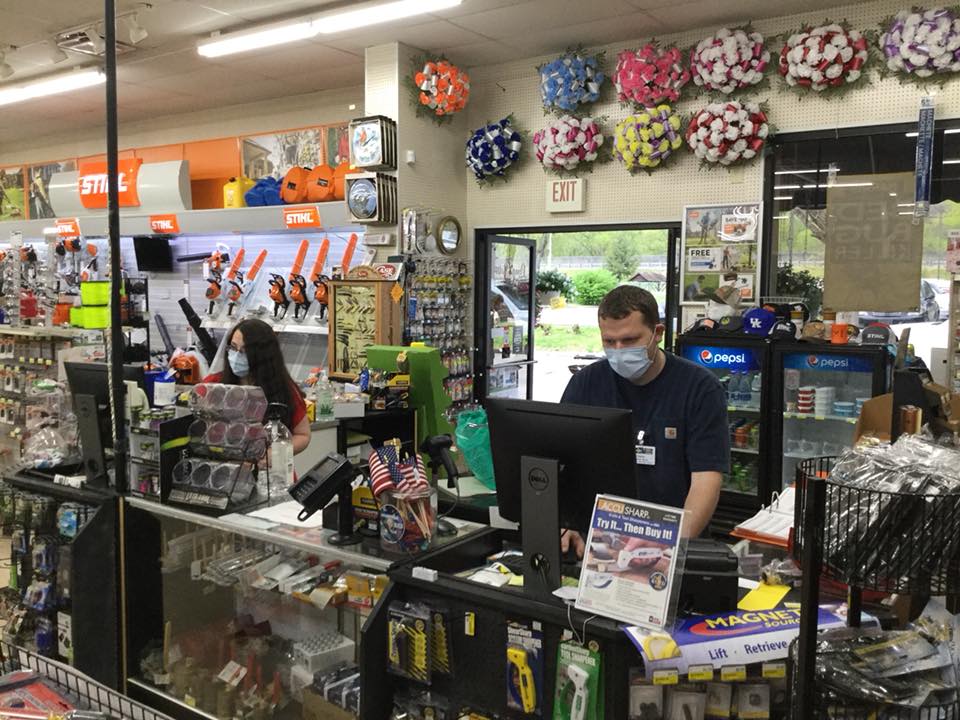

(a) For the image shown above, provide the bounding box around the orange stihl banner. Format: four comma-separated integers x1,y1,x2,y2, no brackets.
56,218,80,239
149,214,180,233
283,206,322,229
77,158,143,209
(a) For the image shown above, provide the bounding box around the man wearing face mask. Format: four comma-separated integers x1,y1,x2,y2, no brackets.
560,285,728,552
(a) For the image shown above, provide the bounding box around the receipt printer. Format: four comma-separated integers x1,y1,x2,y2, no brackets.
677,539,740,615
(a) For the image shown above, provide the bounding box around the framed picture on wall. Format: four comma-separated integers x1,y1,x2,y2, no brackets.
328,279,404,380
680,202,762,307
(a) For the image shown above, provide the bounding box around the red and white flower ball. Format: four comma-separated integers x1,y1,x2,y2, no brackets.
690,27,770,94
533,116,605,173
779,24,870,90
613,43,690,106
686,101,769,166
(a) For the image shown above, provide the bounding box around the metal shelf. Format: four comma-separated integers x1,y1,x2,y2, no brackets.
783,411,857,425
727,405,761,413
202,317,329,335
731,447,760,455
0,325,96,338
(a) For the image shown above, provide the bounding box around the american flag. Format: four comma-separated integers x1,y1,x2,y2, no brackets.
368,446,428,497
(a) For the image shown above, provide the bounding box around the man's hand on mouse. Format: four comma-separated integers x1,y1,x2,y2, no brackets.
560,529,585,559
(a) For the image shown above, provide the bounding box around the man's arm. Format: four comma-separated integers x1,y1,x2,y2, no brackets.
682,471,722,537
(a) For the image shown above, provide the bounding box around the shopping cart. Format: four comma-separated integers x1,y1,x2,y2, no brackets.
0,641,172,720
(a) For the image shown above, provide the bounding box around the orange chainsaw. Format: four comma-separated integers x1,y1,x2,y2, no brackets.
227,249,267,317
308,237,330,320
269,239,309,320
204,244,232,314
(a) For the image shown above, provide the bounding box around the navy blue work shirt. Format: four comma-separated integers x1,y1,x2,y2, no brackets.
561,352,730,509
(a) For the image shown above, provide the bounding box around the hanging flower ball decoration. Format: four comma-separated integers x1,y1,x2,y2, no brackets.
539,49,605,113
880,7,960,79
686,101,769,167
465,117,523,184
779,24,870,92
613,106,685,172
533,115,605,174
690,27,771,95
413,59,470,119
614,44,690,106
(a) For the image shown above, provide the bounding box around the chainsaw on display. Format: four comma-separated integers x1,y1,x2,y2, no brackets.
268,239,309,320
308,237,330,322
226,248,267,317
339,232,358,279
203,243,232,315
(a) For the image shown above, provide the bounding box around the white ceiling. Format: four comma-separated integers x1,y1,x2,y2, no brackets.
0,0,846,148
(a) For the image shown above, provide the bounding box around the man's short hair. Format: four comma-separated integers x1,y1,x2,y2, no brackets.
598,285,660,329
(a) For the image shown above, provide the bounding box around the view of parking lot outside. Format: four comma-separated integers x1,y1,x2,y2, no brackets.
774,199,957,370
520,230,670,402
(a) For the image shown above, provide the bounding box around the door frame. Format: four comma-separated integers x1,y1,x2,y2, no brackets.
474,222,682,402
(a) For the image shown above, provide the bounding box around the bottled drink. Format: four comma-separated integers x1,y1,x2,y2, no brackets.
750,372,762,408
264,403,294,500
728,371,741,406
316,370,335,421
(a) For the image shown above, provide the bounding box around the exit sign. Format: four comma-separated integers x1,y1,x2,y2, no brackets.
546,178,584,213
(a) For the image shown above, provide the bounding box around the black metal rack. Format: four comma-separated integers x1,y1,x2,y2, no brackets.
791,456,960,719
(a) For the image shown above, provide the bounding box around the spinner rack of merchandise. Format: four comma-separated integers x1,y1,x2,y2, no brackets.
947,275,960,394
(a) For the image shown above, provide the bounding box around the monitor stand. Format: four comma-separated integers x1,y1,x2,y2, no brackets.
520,455,561,601
75,394,109,489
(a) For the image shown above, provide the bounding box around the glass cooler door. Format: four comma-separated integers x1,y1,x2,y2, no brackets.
679,341,765,501
775,346,885,490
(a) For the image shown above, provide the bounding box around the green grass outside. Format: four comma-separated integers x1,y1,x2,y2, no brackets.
535,324,603,352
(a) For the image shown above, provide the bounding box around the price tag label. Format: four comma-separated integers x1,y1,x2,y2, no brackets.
653,669,679,685
184,694,196,708
762,662,786,679
688,665,714,681
721,665,747,682
152,673,170,686
465,612,475,637
217,660,247,687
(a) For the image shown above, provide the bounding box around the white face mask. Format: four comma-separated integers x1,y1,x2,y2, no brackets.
604,333,658,382
228,348,250,378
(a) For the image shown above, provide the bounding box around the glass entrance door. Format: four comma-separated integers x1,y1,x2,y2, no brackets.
475,235,536,400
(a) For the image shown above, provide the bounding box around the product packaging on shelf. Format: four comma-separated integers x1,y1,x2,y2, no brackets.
387,602,433,684
552,639,602,720
506,620,544,716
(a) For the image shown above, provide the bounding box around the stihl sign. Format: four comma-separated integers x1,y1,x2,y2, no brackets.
283,206,322,229
149,214,180,233
56,218,81,239
77,158,142,209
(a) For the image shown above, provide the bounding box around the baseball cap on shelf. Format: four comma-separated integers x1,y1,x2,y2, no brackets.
717,315,744,333
687,318,718,333
861,323,894,346
742,307,777,336
801,320,827,341
770,320,798,340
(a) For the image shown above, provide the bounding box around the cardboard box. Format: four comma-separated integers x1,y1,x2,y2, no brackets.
302,687,356,720
854,393,960,444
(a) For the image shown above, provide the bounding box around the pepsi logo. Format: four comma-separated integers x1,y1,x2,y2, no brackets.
806,355,819,368
700,349,712,362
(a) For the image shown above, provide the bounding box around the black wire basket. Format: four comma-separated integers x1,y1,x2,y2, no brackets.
792,456,960,596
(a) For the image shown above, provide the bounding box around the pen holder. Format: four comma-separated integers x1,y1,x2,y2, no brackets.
379,487,437,554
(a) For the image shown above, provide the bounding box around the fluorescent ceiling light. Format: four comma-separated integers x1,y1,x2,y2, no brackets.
773,184,801,190
773,214,790,219
774,168,829,175
198,20,318,57
0,69,104,107
773,196,793,201
198,0,462,57
897,202,915,207
944,159,960,164
825,181,874,188
898,211,915,215
905,128,960,137
316,0,463,34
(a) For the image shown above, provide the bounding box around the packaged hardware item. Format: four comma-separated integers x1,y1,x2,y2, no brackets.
664,687,706,720
734,684,769,720
507,620,544,716
552,639,602,720
388,602,432,684
629,669,662,720
431,607,454,677
704,682,732,719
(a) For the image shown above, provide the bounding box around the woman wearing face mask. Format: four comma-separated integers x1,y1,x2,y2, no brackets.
560,285,729,552
204,318,311,454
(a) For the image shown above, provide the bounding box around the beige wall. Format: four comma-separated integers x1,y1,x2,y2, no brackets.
0,85,363,164
464,0,960,235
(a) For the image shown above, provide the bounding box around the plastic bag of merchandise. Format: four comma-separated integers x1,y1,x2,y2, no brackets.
454,409,495,490
21,427,70,469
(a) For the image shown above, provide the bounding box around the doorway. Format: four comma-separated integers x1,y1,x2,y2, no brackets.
475,225,681,403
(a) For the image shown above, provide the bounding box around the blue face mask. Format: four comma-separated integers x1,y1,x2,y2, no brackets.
605,335,657,383
228,349,250,378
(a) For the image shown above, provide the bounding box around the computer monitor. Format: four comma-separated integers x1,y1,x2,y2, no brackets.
486,398,636,599
64,362,115,487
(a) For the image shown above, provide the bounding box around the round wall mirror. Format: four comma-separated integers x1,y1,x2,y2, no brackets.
437,216,461,255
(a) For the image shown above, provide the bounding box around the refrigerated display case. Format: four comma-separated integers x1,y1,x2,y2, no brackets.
677,335,772,529
770,343,890,491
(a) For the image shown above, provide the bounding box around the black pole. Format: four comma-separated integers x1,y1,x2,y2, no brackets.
793,466,826,720
104,0,128,492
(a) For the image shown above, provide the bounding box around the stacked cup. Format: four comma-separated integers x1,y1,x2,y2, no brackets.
797,386,816,414
815,386,836,416
855,397,870,416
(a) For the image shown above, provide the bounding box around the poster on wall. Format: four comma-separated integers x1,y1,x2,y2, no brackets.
0,167,26,221
680,202,761,306
330,282,377,379
29,160,76,219
823,172,922,311
324,124,350,167
241,127,325,181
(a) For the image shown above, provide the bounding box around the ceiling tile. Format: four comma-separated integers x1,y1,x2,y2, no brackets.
119,49,213,82
137,64,272,94
210,43,362,80
192,0,341,23
322,19,490,54
435,0,539,18
449,0,639,38
435,39,520,67
514,13,664,56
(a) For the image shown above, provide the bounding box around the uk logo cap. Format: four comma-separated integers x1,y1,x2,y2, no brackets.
742,307,777,336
